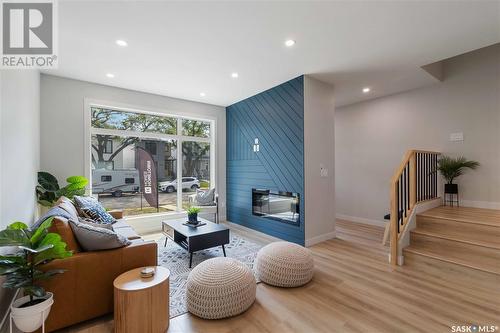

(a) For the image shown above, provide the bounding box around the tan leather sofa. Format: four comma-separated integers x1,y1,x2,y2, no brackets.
37,198,157,332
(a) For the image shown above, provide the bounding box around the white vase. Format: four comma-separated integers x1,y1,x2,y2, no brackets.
10,292,53,332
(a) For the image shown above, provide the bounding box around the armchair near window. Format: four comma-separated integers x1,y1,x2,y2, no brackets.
188,190,219,223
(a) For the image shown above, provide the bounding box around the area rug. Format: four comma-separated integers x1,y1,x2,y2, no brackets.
157,233,263,318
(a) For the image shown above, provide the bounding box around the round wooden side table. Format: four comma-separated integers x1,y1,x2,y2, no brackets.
113,266,170,333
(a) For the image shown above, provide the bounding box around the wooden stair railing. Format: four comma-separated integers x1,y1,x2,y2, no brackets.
390,150,440,265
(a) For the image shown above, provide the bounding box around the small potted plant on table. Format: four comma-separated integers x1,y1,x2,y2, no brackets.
437,156,480,206
187,207,201,225
0,218,72,332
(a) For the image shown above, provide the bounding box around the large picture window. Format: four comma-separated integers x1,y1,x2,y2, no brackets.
89,106,214,217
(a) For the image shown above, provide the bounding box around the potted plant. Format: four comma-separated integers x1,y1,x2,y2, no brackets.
0,218,72,332
437,156,480,195
36,172,88,208
187,207,201,224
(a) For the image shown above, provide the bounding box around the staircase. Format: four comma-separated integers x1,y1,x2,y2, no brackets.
404,206,500,275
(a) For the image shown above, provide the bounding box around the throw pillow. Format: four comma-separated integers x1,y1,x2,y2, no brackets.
73,196,116,224
32,206,75,230
78,217,113,230
195,188,215,206
56,196,79,220
69,219,130,251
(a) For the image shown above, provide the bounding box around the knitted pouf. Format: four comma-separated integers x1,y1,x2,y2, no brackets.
256,241,314,287
186,257,256,319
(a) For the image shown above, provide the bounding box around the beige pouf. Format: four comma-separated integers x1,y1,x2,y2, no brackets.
256,241,314,287
186,257,256,319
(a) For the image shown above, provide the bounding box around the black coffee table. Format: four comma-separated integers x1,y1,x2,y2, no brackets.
162,218,230,268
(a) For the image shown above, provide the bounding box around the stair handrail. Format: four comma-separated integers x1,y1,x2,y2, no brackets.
390,149,441,265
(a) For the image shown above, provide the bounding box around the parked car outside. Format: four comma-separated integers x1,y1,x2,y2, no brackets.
159,177,200,193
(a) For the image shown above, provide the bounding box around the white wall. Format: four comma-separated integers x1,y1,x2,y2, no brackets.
335,44,500,224
0,70,40,330
40,74,227,222
304,76,336,246
0,71,40,227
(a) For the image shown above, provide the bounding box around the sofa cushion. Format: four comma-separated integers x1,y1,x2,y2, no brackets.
113,226,141,240
56,196,79,220
111,219,131,229
49,217,82,253
69,219,130,251
195,188,215,206
129,238,145,245
73,196,116,224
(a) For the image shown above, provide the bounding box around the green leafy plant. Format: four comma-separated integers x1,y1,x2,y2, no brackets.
187,207,201,216
36,172,89,207
0,218,72,306
437,156,480,184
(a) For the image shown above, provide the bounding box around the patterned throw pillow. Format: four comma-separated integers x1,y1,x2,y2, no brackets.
195,188,215,206
73,196,116,224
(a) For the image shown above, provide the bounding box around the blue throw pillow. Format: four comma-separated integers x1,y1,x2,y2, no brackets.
73,196,116,224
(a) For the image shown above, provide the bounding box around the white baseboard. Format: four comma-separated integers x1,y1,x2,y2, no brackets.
460,200,500,210
336,214,386,227
305,231,336,247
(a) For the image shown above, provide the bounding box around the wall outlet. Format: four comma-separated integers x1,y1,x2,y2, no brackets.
449,132,464,142
320,164,328,177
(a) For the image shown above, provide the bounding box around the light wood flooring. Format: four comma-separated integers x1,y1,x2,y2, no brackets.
57,219,500,333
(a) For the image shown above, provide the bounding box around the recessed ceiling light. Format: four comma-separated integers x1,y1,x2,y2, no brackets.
231,72,239,78
106,73,115,78
115,40,128,47
285,39,296,47
200,92,206,97
362,87,371,93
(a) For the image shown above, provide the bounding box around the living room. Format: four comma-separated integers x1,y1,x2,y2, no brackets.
1,1,499,333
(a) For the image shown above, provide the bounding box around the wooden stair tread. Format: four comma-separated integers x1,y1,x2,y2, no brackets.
404,239,500,275
411,228,500,250
418,206,500,227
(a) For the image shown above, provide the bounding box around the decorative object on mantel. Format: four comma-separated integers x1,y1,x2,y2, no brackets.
186,207,201,224
436,156,480,206
0,218,72,333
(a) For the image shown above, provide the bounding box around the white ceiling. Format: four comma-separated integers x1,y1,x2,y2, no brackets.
45,1,500,107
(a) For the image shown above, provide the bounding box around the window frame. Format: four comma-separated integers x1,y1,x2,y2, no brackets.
84,98,216,217
101,175,112,182
103,139,113,154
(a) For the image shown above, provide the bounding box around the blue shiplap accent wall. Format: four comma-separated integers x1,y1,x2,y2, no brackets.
226,76,304,245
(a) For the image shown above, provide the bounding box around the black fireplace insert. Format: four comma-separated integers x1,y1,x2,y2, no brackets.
252,188,300,225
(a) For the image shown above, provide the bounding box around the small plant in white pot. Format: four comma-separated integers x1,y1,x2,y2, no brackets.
0,218,72,332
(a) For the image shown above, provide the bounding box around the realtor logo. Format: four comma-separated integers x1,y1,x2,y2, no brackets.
1,0,58,68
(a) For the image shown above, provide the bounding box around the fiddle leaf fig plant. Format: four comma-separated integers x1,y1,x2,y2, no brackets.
36,171,89,207
437,156,480,184
0,218,72,306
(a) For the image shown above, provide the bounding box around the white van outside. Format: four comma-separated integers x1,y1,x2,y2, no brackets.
92,169,140,197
